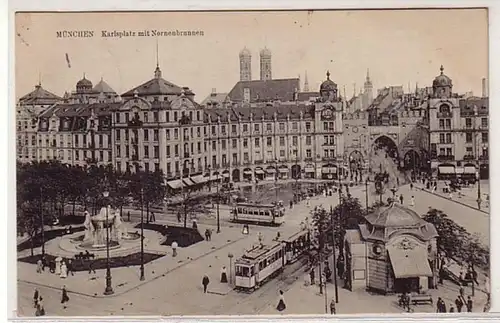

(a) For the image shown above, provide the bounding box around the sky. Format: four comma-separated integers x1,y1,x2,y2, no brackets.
15,9,488,101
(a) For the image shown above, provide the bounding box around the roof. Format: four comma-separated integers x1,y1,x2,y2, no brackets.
459,97,489,115
92,78,116,94
365,202,424,228
433,65,452,88
19,84,62,105
203,103,315,123
200,92,229,106
122,74,184,97
227,78,300,103
39,102,120,118
297,92,319,102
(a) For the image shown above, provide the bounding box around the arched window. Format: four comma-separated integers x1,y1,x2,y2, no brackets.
439,104,450,114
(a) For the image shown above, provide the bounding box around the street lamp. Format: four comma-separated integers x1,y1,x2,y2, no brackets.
228,252,234,285
216,171,221,233
103,190,114,295
39,186,45,256
330,208,339,304
365,179,369,210
140,187,145,281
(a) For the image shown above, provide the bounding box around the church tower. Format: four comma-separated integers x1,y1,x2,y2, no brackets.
260,47,272,81
239,47,252,81
364,68,374,106
303,71,310,92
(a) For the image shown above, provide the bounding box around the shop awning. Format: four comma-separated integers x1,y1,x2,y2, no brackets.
266,168,276,173
182,178,195,186
455,167,464,174
322,167,337,174
279,168,288,173
243,170,252,175
191,175,208,184
438,166,455,174
387,245,432,278
255,169,264,175
464,166,477,174
304,167,315,173
167,179,183,190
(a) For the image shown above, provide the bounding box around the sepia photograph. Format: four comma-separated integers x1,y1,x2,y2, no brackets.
14,8,490,317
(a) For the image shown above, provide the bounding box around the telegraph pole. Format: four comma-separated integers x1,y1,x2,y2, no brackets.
330,208,339,303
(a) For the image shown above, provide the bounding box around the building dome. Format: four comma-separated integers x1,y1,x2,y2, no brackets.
260,47,271,57
432,65,452,88
239,47,251,57
77,75,93,88
365,202,423,228
320,71,337,92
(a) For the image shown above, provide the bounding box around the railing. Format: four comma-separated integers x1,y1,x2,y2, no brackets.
463,155,475,161
437,155,455,161
254,160,264,165
304,157,313,162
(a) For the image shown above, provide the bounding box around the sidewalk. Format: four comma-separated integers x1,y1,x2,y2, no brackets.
17,222,247,298
415,183,489,214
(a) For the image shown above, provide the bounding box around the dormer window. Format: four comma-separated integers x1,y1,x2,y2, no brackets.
439,104,450,114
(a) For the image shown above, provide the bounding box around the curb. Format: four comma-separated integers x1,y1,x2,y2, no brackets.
416,187,489,215
19,235,248,298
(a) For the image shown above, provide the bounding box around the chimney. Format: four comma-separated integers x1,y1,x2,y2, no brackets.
482,78,488,97
211,88,217,97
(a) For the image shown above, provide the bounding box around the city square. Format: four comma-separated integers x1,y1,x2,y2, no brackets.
14,9,489,317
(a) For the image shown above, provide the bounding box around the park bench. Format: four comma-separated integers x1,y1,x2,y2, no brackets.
410,293,433,305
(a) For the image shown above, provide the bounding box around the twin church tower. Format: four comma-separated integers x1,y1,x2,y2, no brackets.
239,47,272,82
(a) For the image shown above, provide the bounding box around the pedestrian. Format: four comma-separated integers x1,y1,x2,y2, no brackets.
258,232,263,246
459,285,465,298
455,296,464,313
60,261,68,279
127,211,131,222
449,305,455,313
449,191,453,199
177,211,182,223
192,219,198,229
220,266,228,283
204,228,210,241
399,194,404,204
410,196,415,207
330,298,336,314
337,256,345,279
36,258,43,273
88,258,96,274
466,296,473,312
306,196,310,207
61,285,69,308
410,182,413,191
67,259,74,276
41,255,46,271
309,268,315,285
289,200,293,209
33,288,39,308
436,297,446,312
276,290,286,312
150,212,156,222
36,297,45,316
202,275,210,293
172,241,178,257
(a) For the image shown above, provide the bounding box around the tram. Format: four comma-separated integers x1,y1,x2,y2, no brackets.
234,228,311,291
231,202,285,226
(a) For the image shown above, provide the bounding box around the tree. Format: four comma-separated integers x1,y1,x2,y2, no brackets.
177,186,211,228
129,169,167,223
422,208,489,270
331,195,365,251
310,206,331,294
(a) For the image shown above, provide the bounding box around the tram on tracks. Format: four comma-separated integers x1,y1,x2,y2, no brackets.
234,228,310,291
231,202,285,226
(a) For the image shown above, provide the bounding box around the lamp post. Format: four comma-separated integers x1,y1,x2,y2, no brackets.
228,252,234,285
39,186,45,256
216,171,220,233
365,179,369,210
140,187,145,281
103,190,114,295
330,208,339,303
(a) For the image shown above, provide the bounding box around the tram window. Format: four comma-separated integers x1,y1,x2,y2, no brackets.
236,266,249,277
263,211,268,216
250,266,254,276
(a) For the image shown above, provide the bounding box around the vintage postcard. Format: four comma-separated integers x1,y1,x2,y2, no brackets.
14,9,490,317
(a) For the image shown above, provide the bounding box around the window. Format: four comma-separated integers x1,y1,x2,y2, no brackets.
232,139,237,149
481,117,488,128
445,119,451,129
221,140,226,150
174,144,179,157
166,112,170,122
243,124,248,132
144,112,149,123
465,133,472,143
439,148,445,155
439,119,444,129
174,111,178,121
153,112,159,122
166,145,171,157
482,132,488,143
125,113,129,122
439,133,445,144
116,145,121,158
267,137,272,147
154,163,160,172
232,124,237,134
324,149,328,157
439,105,450,114
232,153,237,164
306,149,312,158
198,142,202,153
446,148,452,156
243,152,249,161
279,123,285,131
324,135,328,145
153,130,159,141
99,151,104,161
254,124,260,132
243,138,248,148
212,141,216,151
329,136,335,145
144,146,149,158
212,125,216,135
292,122,298,130
204,126,207,136
280,150,285,157
445,133,452,143
323,122,329,131
196,111,200,121
174,129,179,139
116,129,121,141
292,136,298,146
266,123,272,131
166,129,170,140
466,147,473,155
204,142,207,152
255,138,260,148
279,137,285,146
305,122,311,132
306,136,312,145
154,146,159,158
465,118,472,128
115,113,121,123
221,125,226,134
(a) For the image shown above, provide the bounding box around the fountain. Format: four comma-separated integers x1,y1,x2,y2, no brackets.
74,206,139,251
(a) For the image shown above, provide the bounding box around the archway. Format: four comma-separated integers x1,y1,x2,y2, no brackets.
254,167,264,181
243,168,252,182
349,150,364,181
232,168,240,182
371,135,401,186
265,165,276,180
403,150,421,170
372,135,399,160
278,165,289,180
291,164,302,179
222,170,230,183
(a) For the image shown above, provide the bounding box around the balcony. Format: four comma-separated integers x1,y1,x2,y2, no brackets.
254,160,264,165
437,155,455,161
131,155,139,161
231,131,238,136
480,155,489,161
304,157,313,162
243,161,252,166
463,155,475,161
322,157,337,162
